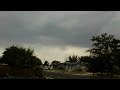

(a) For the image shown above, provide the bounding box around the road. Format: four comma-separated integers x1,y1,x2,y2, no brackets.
43,70,97,79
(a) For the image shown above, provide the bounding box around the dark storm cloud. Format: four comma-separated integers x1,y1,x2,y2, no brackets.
0,11,115,48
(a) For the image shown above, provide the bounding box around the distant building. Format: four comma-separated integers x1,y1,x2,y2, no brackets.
42,65,53,70
42,65,49,70
64,62,81,71
43,60,88,72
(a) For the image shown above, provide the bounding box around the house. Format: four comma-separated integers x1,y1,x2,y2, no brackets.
42,65,53,70
42,65,49,70
50,63,58,69
64,62,81,71
49,65,53,69
50,61,81,71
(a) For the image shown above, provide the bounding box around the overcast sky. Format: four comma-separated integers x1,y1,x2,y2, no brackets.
0,11,120,63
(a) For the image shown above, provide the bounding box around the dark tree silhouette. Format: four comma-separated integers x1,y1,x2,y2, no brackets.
51,60,61,69
80,56,91,63
43,61,49,66
87,33,120,77
67,55,80,62
1,45,42,68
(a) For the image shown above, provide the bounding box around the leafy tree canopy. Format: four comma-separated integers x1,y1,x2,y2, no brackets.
67,55,80,62
43,61,49,66
1,45,42,68
87,33,120,75
51,60,61,65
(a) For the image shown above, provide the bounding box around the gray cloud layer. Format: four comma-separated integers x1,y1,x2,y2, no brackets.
0,11,117,49
1,11,120,62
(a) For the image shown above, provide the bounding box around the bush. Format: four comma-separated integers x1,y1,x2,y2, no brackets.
0,65,43,78
0,66,10,78
33,66,43,77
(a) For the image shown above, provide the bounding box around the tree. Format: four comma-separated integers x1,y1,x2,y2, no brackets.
67,55,80,62
51,60,61,69
51,60,61,65
33,66,43,77
80,56,91,63
1,45,42,68
79,56,99,76
87,33,120,77
43,61,49,66
88,57,106,76
0,56,1,63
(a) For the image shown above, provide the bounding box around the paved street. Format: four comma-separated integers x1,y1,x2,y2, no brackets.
43,70,96,79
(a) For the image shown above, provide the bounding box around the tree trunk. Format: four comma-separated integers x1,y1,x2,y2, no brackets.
110,72,113,78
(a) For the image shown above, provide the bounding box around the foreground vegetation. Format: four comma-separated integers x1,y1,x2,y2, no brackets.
0,65,43,78
0,45,43,78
